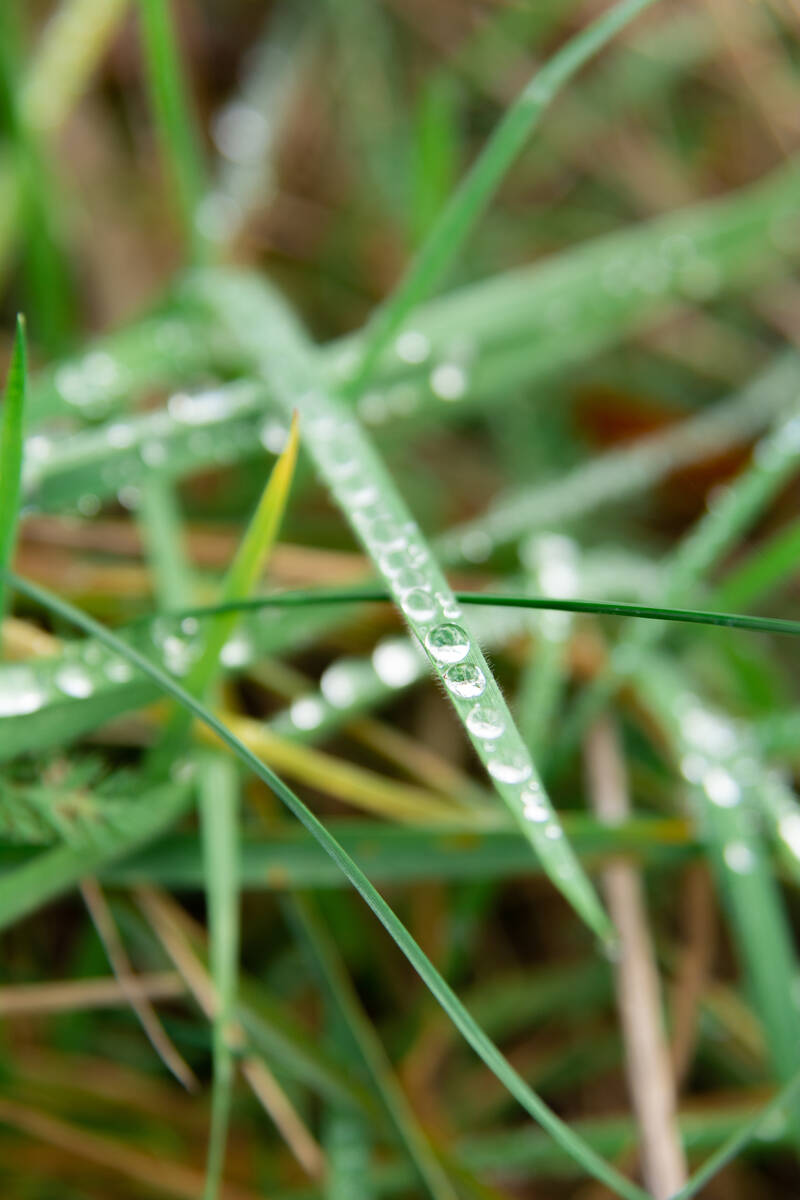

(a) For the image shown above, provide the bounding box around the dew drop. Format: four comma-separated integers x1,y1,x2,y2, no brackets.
723,841,755,875
220,634,251,668
162,636,193,676
55,664,94,699
0,669,47,716
400,589,436,622
105,658,134,684
488,756,532,785
395,330,431,364
430,362,468,401
544,822,563,840
372,638,420,688
290,697,326,730
425,623,470,664
259,419,289,453
320,662,358,708
465,702,505,740
703,766,741,808
521,784,549,823
443,663,486,698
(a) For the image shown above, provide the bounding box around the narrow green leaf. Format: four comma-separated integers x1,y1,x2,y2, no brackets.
200,754,239,1200
0,315,27,625
137,0,208,258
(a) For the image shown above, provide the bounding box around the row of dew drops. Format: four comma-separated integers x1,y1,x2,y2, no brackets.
291,383,571,845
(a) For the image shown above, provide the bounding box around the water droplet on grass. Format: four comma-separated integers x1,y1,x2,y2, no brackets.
400,589,436,622
0,669,46,715
426,623,470,664
55,664,93,699
430,362,468,401
466,703,505,740
395,330,431,364
488,756,532,785
723,841,755,874
703,766,741,808
444,663,485,698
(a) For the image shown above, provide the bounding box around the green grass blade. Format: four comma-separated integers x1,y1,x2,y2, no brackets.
150,411,299,769
348,0,660,389
200,754,240,1200
0,315,27,626
110,815,693,891
190,267,613,947
287,893,459,1200
137,474,195,611
3,566,649,1200
161,588,800,643
137,0,208,258
20,0,129,134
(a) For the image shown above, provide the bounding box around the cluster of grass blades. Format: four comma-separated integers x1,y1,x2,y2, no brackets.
3,1,800,1198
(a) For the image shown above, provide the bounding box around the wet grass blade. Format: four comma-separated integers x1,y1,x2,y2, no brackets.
3,566,650,1200
190,267,613,947
0,315,27,627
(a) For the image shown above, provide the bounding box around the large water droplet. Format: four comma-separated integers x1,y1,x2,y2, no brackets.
443,663,485,698
425,623,470,664
465,702,504,740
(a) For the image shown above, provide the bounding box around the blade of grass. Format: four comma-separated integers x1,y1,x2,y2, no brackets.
20,0,129,134
0,315,27,628
346,0,660,391
110,815,694,891
287,893,460,1200
149,411,299,772
160,588,800,642
137,0,208,259
199,755,239,1200
3,566,650,1200
189,267,613,946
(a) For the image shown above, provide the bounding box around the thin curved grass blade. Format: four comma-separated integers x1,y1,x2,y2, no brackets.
3,565,649,1200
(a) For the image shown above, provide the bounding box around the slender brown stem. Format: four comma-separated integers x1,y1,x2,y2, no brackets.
584,717,687,1199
